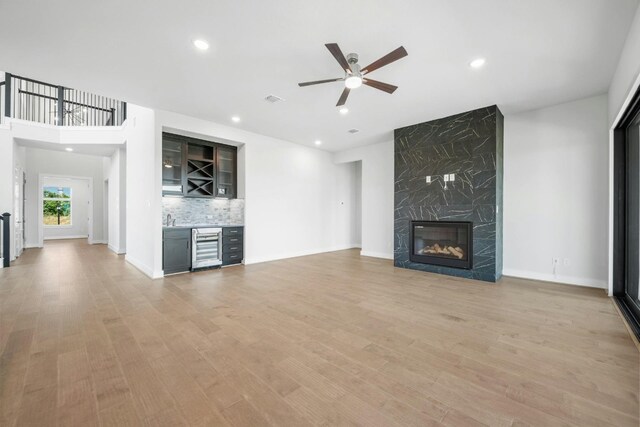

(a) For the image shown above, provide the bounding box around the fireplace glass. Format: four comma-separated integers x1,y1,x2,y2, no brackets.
410,221,472,269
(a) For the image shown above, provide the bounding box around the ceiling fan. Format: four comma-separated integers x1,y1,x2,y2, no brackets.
298,43,408,107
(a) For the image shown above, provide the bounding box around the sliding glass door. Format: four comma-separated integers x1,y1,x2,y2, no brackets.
626,114,640,307
614,87,640,338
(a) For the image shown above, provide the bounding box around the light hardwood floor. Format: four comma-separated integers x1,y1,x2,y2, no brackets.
1,239,638,426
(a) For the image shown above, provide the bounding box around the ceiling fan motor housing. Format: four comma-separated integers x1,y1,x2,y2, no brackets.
346,54,362,79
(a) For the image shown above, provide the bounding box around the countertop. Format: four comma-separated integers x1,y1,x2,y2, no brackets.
163,224,244,230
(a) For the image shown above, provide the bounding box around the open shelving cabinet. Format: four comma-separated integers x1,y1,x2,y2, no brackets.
162,132,237,199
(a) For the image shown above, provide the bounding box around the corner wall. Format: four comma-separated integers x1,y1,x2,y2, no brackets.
333,141,395,259
0,128,14,262
504,94,609,288
124,105,161,277
104,147,126,253
609,5,640,127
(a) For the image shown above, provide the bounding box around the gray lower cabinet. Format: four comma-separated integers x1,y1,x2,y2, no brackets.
163,228,191,274
222,227,243,266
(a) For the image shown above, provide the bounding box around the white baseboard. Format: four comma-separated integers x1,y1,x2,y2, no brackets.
502,269,607,289
125,254,163,279
360,250,394,260
44,235,88,240
90,239,107,245
24,243,42,249
108,244,126,255
245,245,359,265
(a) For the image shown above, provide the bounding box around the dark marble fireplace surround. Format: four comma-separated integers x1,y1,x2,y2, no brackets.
394,106,504,282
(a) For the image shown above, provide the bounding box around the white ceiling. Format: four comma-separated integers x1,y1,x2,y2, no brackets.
0,0,637,152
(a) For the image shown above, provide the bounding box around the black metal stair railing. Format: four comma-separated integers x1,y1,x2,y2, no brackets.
2,72,126,126
1,212,10,268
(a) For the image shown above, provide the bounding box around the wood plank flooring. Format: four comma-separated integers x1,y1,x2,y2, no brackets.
0,239,638,426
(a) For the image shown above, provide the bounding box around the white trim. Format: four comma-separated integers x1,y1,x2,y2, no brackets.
503,269,607,289
38,174,93,247
125,254,163,279
24,243,42,249
6,117,125,132
108,244,125,254
608,70,640,296
90,239,107,244
244,245,360,265
44,235,88,240
360,250,394,260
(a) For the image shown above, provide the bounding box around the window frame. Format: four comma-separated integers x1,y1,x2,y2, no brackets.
42,186,73,228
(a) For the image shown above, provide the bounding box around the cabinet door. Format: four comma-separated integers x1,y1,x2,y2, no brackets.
162,138,185,196
163,234,191,274
215,146,236,198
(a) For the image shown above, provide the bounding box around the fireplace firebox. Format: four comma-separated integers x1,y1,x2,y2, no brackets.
410,221,473,269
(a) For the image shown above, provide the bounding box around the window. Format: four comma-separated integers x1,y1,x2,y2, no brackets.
43,186,72,226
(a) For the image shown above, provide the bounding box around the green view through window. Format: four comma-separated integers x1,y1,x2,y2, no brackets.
43,186,72,226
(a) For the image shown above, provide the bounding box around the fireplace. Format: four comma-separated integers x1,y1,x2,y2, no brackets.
410,221,473,269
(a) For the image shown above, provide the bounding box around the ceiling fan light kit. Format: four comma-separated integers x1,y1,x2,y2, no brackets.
298,43,408,106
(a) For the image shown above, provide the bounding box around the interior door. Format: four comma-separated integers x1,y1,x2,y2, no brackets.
13,166,23,257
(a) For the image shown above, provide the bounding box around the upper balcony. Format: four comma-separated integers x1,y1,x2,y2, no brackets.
0,72,126,127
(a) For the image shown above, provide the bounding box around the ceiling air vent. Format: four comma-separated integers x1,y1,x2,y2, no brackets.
264,94,284,103
348,128,360,134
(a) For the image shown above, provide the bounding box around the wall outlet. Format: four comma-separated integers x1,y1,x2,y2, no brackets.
206,215,213,219
563,258,570,266
425,176,431,184
449,173,455,181
444,174,450,182
552,258,559,265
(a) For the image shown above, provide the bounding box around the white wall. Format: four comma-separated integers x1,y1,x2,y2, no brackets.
609,5,640,127
24,147,106,247
333,141,394,259
354,161,362,247
124,105,161,277
42,176,90,240
503,95,609,288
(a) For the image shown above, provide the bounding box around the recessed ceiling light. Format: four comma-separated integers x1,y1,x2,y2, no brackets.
339,107,349,115
315,140,322,146
469,58,486,69
193,39,209,51
65,147,73,152
231,116,240,123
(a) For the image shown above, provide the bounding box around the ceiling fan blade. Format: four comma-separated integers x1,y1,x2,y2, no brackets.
361,46,408,74
298,78,343,87
336,87,350,106
325,43,352,73
363,78,398,94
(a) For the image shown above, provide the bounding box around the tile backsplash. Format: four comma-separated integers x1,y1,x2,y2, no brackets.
162,197,244,225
